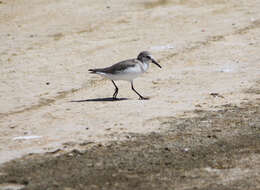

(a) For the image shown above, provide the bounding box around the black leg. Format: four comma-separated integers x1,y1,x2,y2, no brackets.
131,81,148,100
111,80,118,100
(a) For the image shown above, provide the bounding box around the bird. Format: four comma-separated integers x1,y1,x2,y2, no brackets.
89,51,161,100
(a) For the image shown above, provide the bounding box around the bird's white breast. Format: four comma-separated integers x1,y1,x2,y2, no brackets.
141,62,149,72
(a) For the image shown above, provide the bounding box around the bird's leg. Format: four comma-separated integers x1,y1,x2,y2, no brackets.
111,80,119,100
131,81,148,100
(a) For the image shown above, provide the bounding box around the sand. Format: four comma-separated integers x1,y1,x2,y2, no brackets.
0,0,260,182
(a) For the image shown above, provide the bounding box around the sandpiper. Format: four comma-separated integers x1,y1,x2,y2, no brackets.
89,51,161,100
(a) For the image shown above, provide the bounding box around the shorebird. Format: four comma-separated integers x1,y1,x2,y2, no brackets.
89,51,161,100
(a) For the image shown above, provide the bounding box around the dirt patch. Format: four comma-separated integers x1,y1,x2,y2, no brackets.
0,98,259,190
143,0,172,9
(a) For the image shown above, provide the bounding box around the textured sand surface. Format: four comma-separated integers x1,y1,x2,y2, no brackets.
0,0,260,164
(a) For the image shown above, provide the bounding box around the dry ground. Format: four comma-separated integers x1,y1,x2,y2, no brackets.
0,0,260,189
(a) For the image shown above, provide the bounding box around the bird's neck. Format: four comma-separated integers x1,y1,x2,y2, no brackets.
141,61,149,72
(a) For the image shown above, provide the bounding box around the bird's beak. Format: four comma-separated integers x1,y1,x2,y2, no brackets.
151,58,161,68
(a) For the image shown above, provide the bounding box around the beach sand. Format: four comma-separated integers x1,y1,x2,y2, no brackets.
0,0,260,189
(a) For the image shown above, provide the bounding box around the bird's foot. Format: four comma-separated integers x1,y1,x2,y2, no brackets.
112,97,118,101
139,96,149,100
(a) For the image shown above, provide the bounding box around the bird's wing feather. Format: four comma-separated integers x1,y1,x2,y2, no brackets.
89,59,139,74
110,59,139,74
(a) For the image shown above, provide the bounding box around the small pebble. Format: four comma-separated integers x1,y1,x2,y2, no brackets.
210,93,224,98
250,17,256,22
125,135,131,139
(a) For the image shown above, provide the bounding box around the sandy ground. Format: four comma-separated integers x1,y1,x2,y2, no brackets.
0,98,259,189
0,0,260,188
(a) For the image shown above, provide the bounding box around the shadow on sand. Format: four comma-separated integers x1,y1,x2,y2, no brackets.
70,97,128,102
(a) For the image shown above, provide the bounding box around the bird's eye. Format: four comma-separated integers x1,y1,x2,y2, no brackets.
146,55,151,59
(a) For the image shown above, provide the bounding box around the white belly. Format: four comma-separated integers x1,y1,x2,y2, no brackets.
97,65,145,81
97,64,149,81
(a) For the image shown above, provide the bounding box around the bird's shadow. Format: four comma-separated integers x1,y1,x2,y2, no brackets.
70,97,128,102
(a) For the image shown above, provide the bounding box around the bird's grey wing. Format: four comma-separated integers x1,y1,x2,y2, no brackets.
89,59,139,74
109,59,139,74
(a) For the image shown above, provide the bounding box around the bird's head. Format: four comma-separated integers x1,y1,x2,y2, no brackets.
137,51,161,68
